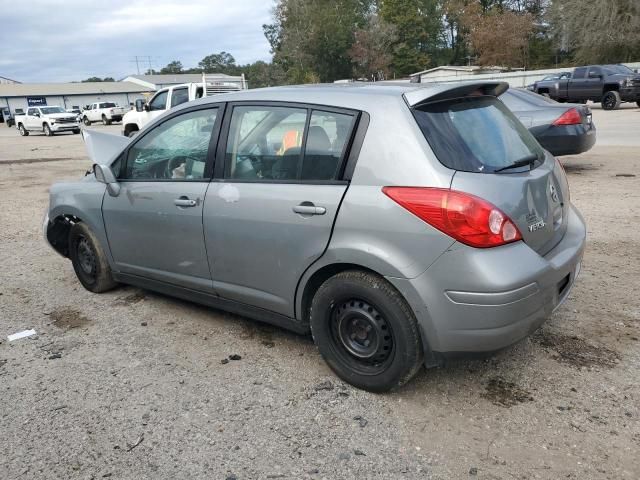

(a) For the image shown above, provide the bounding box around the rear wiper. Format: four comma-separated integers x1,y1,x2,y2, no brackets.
494,154,539,173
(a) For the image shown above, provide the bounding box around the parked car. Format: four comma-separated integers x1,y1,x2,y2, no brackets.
44,82,585,391
15,106,80,136
82,102,128,126
532,64,640,110
529,72,573,94
500,88,596,157
66,107,83,123
122,73,248,137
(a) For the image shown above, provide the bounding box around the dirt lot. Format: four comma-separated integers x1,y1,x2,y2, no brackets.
1,106,639,480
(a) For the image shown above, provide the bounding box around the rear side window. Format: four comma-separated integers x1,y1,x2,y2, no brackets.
171,88,189,107
573,67,587,79
413,97,543,174
224,105,355,182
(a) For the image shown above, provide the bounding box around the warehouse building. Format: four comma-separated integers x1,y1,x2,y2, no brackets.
0,81,154,119
124,73,246,90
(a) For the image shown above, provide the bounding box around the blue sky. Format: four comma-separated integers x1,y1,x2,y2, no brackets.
0,0,274,82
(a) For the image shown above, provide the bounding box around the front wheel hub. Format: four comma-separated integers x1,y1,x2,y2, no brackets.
333,300,393,365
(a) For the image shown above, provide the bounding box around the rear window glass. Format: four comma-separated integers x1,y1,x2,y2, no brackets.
413,96,544,174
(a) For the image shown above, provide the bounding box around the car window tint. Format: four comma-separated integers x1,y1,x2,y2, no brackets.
149,91,168,111
123,108,217,181
171,88,189,108
27,108,36,115
573,67,587,79
301,110,354,180
413,97,544,174
225,106,307,180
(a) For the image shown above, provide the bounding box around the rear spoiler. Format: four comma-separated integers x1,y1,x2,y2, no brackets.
403,81,509,108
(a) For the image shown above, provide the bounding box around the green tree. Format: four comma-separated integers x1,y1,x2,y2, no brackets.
198,52,238,74
549,0,640,64
349,14,398,80
379,0,444,75
264,0,372,83
81,76,115,82
159,60,183,74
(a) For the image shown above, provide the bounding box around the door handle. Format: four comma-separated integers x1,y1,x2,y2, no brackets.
293,203,326,216
174,197,197,208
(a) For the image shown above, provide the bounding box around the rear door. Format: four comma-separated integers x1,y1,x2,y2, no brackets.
102,105,223,291
568,67,589,100
203,103,358,317
412,96,568,255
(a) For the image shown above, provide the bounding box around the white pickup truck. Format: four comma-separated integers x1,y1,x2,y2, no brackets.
15,106,81,136
82,102,128,126
122,73,247,137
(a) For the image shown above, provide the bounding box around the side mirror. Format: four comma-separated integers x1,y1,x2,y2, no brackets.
144,103,150,112
34,112,40,117
135,99,145,112
93,164,120,196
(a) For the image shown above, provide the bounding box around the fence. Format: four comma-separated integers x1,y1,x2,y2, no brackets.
414,63,640,87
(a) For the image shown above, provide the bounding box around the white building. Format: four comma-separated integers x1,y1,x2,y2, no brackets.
0,75,20,85
0,81,154,115
124,73,246,90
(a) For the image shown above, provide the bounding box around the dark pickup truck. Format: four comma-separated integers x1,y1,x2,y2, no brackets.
532,64,640,110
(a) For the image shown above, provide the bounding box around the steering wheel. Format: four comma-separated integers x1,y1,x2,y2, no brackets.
165,155,200,179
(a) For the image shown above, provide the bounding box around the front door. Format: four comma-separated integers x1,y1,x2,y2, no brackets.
204,104,358,317
102,105,222,291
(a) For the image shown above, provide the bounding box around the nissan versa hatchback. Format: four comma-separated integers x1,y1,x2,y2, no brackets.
44,82,586,392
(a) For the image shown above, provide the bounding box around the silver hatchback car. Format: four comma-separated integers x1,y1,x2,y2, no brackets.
45,82,586,392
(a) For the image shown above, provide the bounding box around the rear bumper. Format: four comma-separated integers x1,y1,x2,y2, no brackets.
387,204,586,353
535,123,596,157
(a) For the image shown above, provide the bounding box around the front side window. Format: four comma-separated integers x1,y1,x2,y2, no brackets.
27,108,37,116
148,91,168,111
413,96,544,174
171,88,189,108
225,105,354,181
123,108,218,180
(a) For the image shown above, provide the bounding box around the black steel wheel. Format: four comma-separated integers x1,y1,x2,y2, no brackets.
310,270,424,392
69,222,118,293
330,299,394,373
602,91,621,110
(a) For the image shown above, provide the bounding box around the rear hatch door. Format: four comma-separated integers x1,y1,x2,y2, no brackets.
411,92,569,255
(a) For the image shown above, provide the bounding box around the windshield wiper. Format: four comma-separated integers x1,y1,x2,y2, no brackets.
494,154,539,173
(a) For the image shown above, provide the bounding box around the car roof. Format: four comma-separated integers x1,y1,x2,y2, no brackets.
184,81,509,111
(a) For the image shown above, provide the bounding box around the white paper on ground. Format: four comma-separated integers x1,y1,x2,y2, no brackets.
7,329,37,341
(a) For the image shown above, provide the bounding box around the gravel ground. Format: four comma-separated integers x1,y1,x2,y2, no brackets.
0,110,639,479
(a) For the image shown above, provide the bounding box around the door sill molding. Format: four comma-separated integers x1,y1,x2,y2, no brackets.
113,272,310,335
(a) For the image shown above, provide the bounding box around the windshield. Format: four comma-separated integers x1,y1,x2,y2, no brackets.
603,65,634,75
40,107,66,114
413,96,544,174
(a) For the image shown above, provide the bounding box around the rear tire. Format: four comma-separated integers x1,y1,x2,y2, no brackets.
69,223,118,293
636,100,640,108
18,124,28,136
602,91,621,110
102,114,112,126
310,270,424,392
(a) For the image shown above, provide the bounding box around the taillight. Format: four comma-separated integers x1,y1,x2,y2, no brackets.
553,108,582,126
382,187,522,248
